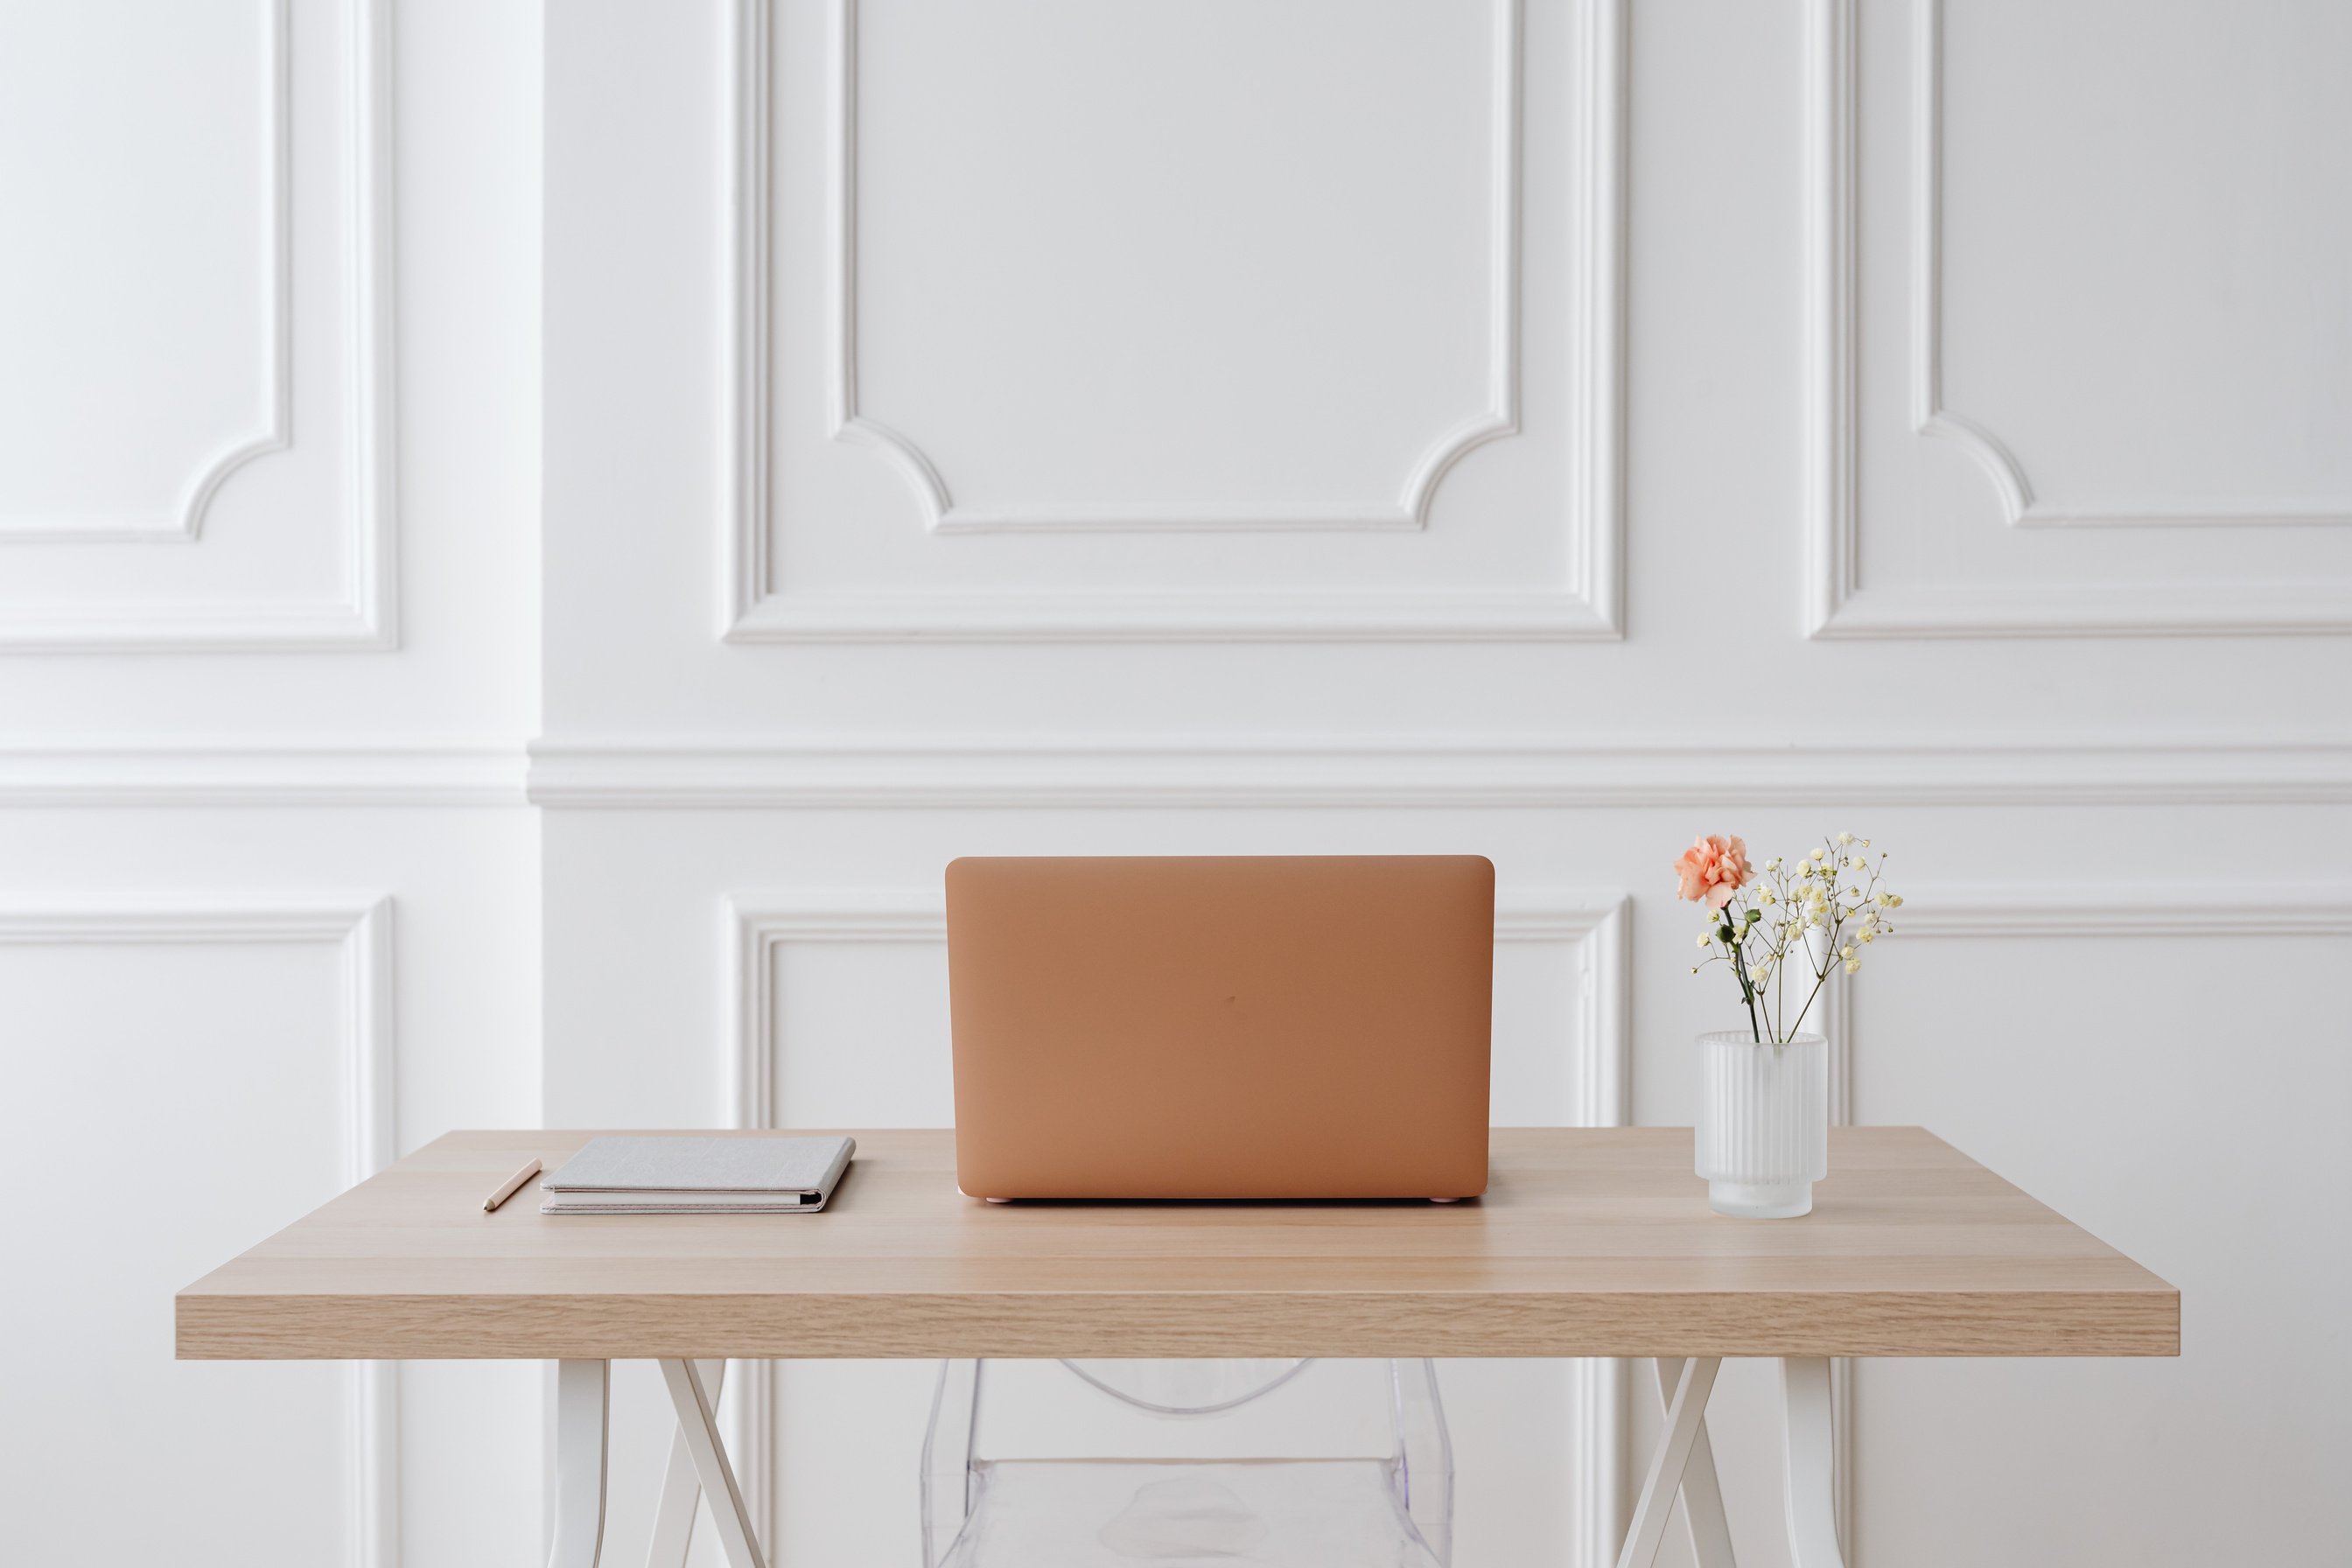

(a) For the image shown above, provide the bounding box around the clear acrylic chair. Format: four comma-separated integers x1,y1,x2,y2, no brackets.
920,1358,1452,1567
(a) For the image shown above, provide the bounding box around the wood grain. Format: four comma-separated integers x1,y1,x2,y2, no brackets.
176,1128,2178,1361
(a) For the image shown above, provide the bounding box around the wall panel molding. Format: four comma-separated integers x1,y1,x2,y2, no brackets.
1802,0,2352,638
723,886,1630,1567
0,0,397,651
827,0,1522,536
0,894,397,1568
0,740,528,807
527,733,2352,808
0,0,291,545
1815,881,2352,1563
723,0,1626,641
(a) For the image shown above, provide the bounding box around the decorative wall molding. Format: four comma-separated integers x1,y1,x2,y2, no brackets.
723,886,1630,1567
723,0,1625,640
0,894,398,1568
0,0,290,544
1815,881,2352,1563
0,0,396,650
824,0,1521,535
0,740,528,807
1802,0,2352,638
1908,0,2352,535
527,733,2352,808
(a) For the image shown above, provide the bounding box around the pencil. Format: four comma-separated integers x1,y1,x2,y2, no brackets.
482,1158,542,1214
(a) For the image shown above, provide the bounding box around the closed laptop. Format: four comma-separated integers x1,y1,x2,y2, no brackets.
945,855,1494,1200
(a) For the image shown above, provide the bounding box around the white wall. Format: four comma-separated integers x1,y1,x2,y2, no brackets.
0,2,543,1565
4,1,2348,1565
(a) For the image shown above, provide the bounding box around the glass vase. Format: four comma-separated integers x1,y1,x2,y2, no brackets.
1694,1030,1828,1219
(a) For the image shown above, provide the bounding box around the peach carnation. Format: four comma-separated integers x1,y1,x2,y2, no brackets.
1675,834,1750,911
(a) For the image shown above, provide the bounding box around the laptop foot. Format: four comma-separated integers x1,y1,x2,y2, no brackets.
984,1196,1012,1204
1428,1197,1461,1204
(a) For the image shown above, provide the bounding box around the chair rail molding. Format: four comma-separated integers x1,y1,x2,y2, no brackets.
0,0,396,652
525,732,2352,808
0,739,528,807
722,0,1626,641
0,894,397,1568
1813,880,2352,1564
1802,0,2352,639
722,886,1631,1568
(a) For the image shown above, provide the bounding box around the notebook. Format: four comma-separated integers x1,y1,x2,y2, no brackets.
539,1135,855,1214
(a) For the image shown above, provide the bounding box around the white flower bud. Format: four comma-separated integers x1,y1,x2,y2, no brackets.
1843,957,1861,974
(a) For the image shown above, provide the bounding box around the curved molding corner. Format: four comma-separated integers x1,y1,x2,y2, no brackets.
0,0,396,651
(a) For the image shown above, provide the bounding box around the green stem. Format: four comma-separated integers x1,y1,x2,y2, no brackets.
1723,909,1762,1042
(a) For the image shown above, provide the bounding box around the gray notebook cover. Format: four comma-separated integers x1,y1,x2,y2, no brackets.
541,1135,854,1210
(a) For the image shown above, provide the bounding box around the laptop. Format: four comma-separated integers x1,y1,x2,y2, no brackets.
945,855,1494,1200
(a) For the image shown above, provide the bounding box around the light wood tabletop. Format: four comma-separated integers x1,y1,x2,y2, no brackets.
175,1127,2177,1362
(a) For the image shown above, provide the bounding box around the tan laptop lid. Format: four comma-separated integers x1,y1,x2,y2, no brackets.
946,855,1494,1199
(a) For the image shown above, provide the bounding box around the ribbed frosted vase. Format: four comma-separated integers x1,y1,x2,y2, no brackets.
1694,1031,1828,1219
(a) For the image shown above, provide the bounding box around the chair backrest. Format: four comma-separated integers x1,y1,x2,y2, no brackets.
921,1357,1453,1567
1057,1357,1312,1415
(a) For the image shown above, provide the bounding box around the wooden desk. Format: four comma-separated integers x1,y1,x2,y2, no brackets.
178,1128,2177,1568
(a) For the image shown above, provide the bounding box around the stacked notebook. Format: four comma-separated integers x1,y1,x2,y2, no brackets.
539,1134,855,1214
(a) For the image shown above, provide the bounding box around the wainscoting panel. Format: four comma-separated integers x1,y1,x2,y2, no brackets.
717,886,1631,1567
724,0,1624,641
1804,0,2352,635
0,0,395,649
0,899,395,1568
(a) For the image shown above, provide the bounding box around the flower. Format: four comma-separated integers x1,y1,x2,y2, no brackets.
1843,957,1861,974
1810,847,1826,861
1836,831,1854,845
1674,834,1751,911
1696,932,1712,948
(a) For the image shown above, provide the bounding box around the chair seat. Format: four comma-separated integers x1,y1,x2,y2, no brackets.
941,1457,1444,1568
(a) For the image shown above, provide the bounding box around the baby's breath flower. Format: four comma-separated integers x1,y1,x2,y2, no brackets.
1843,957,1861,975
1836,831,1854,845
1697,932,1713,948
1810,847,1826,861
1858,928,1876,943
1839,945,1856,960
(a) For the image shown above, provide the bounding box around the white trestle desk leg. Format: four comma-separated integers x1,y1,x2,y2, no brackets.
1653,1358,1739,1567
549,1360,611,1568
1780,1358,1849,1568
646,1360,727,1568
657,1358,769,1568
1614,1355,1722,1568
